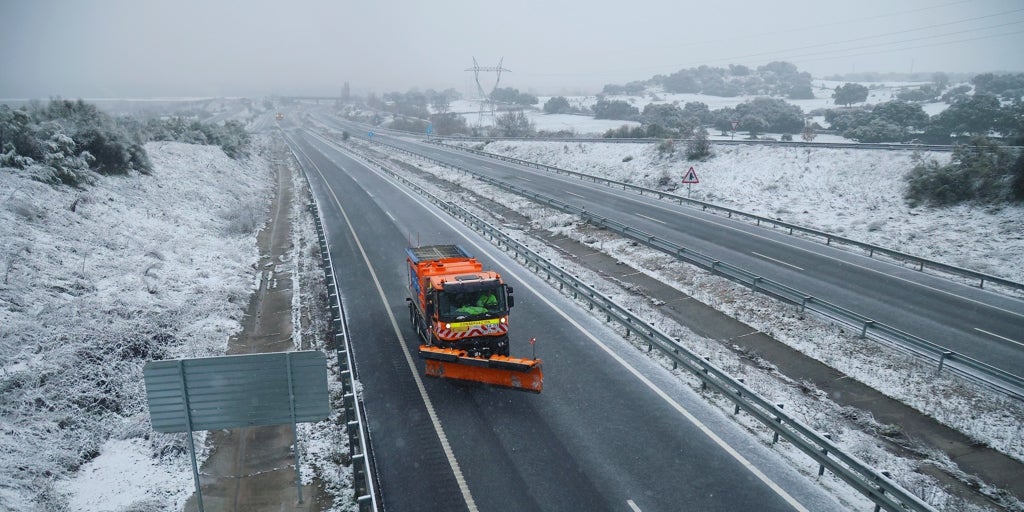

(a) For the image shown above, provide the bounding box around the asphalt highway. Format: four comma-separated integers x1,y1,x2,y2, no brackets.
330,121,1024,384
282,126,845,512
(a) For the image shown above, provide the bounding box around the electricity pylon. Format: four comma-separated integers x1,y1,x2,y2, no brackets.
466,57,510,124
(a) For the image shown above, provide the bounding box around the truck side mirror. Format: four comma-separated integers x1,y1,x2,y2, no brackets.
507,295,515,308
426,303,434,316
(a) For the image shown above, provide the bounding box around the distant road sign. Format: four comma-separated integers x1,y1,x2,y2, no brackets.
426,123,433,135
731,120,738,130
682,167,699,184
368,131,375,138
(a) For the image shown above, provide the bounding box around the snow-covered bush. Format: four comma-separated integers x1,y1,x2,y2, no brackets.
0,140,271,510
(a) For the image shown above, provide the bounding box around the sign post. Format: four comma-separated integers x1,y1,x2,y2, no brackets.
682,166,699,198
144,351,329,511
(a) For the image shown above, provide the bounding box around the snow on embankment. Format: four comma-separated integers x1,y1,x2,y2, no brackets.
471,141,1024,284
0,141,271,510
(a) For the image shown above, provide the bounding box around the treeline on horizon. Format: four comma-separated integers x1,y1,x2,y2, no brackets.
345,62,1024,206
0,99,250,187
593,63,1024,144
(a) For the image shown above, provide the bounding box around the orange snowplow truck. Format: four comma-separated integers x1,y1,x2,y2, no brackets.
406,245,543,392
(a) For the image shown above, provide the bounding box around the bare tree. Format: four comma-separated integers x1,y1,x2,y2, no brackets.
494,110,535,137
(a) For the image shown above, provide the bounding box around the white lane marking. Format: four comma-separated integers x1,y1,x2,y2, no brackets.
386,211,397,222
566,191,585,199
605,193,1024,321
627,499,643,512
518,176,533,182
299,145,479,511
635,213,667,225
752,251,805,272
975,328,1024,348
444,149,1024,322
354,150,810,512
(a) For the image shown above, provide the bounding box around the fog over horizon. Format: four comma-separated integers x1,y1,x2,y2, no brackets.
2,0,1023,100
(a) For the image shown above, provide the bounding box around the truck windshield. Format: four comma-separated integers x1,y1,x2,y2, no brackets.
437,287,505,320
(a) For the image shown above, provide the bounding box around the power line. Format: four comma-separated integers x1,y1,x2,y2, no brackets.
791,29,1024,67
655,0,975,51
701,10,1024,65
516,4,1022,82
696,18,1024,69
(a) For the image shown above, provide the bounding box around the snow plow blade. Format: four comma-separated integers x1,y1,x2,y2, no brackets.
419,345,543,393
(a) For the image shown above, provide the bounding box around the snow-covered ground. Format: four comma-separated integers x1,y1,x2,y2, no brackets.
1,89,1013,510
452,140,1024,285
337,136,1019,511
0,141,272,510
450,99,641,133
451,81,955,135
429,138,1024,466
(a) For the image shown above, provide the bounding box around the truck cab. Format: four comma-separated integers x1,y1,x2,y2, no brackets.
407,245,514,357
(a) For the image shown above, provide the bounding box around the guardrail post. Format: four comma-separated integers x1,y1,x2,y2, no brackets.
733,379,743,414
938,350,953,373
346,419,359,456
352,452,366,495
336,335,348,369
860,320,874,339
339,369,352,398
344,392,355,416
817,433,835,477
772,404,783,445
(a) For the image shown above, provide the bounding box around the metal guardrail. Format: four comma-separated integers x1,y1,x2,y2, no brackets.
332,141,938,512
427,140,1024,295
290,140,380,511
431,135,958,152
325,116,1023,295
363,137,1024,401
329,116,958,152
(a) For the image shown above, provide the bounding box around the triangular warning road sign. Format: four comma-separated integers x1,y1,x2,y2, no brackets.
682,167,699,184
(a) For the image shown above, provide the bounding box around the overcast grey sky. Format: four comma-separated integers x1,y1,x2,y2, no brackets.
2,0,1023,99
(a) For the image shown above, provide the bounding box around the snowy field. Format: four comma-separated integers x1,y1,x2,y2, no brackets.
338,136,1020,511
450,80,956,135
1,92,1016,510
450,140,1024,286
1,141,273,510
